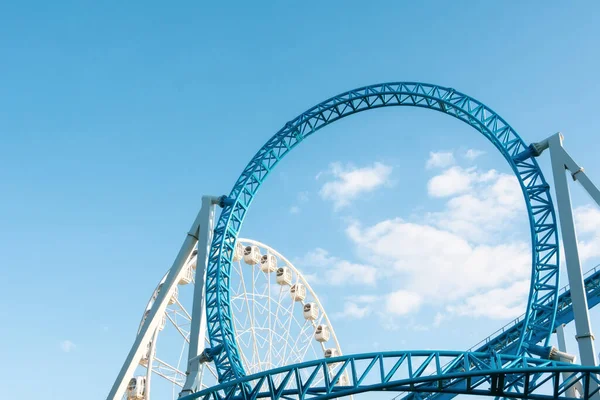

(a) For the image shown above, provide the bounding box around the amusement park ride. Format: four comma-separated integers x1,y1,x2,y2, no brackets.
107,82,600,400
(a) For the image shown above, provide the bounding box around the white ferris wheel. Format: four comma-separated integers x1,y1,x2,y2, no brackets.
119,238,347,400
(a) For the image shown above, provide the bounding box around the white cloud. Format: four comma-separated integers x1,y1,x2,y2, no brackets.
427,166,476,197
465,149,486,160
426,166,501,198
354,295,379,303
333,302,372,319
60,340,76,353
338,158,533,327
433,312,446,327
295,248,377,286
313,151,559,329
347,219,530,301
298,191,309,203
318,162,392,209
574,205,600,235
385,290,422,316
446,280,530,319
289,192,309,214
332,295,384,320
574,205,600,262
426,151,455,169
427,172,524,243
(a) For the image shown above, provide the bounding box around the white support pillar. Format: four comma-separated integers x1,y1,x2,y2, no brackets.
107,196,221,400
546,133,597,368
180,196,217,396
556,324,581,398
144,327,159,400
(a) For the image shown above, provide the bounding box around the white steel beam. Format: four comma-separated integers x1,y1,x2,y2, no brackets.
180,196,217,396
107,196,221,400
144,327,159,400
546,133,597,368
555,324,581,398
529,132,600,399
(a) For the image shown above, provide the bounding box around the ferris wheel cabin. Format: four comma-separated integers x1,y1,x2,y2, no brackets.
260,254,277,273
243,245,261,265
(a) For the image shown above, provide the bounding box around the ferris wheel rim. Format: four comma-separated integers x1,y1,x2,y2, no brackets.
235,238,343,354
130,237,346,399
138,238,343,357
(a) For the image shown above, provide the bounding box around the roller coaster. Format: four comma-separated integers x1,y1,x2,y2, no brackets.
107,82,600,400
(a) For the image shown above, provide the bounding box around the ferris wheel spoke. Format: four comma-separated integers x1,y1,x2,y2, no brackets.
296,323,317,364
279,275,303,365
151,357,186,386
251,256,262,370
171,297,192,321
267,264,273,369
236,260,263,372
165,312,190,344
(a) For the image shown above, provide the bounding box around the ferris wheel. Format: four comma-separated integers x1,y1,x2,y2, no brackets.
120,238,347,400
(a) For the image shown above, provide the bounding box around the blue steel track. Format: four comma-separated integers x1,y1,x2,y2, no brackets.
193,82,600,399
180,267,600,400
183,351,600,400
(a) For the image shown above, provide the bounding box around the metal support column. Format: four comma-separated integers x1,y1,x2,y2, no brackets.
525,131,600,399
144,327,159,400
556,324,581,398
546,133,597,368
180,196,219,396
107,195,224,400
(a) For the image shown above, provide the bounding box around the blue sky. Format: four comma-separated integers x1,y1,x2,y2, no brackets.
2,1,600,399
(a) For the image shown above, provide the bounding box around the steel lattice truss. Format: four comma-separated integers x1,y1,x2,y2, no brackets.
417,266,600,400
180,351,600,400
473,266,600,356
204,82,560,383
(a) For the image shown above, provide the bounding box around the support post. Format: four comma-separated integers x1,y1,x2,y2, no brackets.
546,133,597,368
107,196,222,400
144,327,159,400
556,324,581,398
180,196,218,396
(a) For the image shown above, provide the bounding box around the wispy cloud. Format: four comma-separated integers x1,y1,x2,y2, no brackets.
289,191,309,214
318,162,392,210
385,290,422,316
464,149,486,160
426,151,455,169
340,153,534,326
60,340,76,353
573,205,600,262
333,302,371,319
295,248,377,286
314,149,600,330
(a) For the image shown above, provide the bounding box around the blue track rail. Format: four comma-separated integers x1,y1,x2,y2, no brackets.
180,351,600,400
414,265,600,400
472,265,600,356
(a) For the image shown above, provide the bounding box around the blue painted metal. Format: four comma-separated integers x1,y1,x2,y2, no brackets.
471,265,600,356
203,82,560,383
416,265,600,400
180,350,600,400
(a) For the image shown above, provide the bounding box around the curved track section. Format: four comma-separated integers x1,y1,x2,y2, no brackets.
181,350,600,400
205,82,560,382
471,265,600,356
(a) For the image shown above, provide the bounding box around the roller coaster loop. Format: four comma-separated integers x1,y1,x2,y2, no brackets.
203,82,560,383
